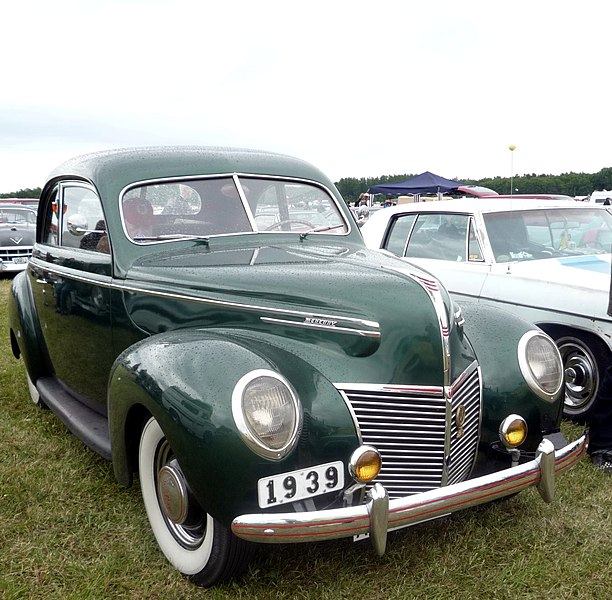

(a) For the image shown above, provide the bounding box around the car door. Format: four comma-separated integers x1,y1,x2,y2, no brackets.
29,182,114,408
383,212,492,300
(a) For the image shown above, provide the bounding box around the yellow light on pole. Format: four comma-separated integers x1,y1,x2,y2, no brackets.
508,144,516,195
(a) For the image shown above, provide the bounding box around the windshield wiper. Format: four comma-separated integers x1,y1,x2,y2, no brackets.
299,224,345,241
133,234,210,246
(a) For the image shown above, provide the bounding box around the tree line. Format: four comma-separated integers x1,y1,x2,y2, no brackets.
0,188,42,199
3,166,612,205
336,167,612,204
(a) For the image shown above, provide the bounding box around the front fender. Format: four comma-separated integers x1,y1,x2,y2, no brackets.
8,271,50,382
459,300,563,452
108,329,359,525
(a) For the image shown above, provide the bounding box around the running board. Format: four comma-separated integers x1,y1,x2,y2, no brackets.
36,377,112,461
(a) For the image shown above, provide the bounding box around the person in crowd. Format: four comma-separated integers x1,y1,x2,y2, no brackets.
80,219,107,251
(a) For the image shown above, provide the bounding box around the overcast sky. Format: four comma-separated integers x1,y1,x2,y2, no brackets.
2,0,611,193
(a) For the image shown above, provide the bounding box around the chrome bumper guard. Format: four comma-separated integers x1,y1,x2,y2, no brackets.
232,434,587,555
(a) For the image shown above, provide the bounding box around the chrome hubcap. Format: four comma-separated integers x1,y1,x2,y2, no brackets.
155,442,206,550
158,462,188,524
559,340,597,411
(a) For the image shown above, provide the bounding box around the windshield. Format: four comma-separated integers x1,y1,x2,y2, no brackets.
484,207,612,262
121,176,349,243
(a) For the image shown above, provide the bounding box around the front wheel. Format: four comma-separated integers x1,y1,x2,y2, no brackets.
138,417,254,586
555,334,607,422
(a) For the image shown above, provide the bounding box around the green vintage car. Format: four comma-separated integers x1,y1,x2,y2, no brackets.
8,147,586,587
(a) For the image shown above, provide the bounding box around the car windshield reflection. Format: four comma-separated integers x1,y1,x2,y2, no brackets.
121,177,348,243
484,207,612,262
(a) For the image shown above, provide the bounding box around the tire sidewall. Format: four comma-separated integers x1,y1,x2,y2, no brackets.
139,417,214,575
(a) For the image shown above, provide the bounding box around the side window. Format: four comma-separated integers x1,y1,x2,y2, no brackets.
383,214,416,256
42,187,61,245
62,186,109,253
468,219,484,261
406,214,468,261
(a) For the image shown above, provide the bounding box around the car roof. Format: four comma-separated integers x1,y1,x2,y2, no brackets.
43,146,338,202
0,203,37,212
379,197,588,216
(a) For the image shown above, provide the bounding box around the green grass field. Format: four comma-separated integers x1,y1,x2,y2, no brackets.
1,277,610,599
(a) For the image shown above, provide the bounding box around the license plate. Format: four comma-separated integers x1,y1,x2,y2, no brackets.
12,257,28,264
257,460,344,508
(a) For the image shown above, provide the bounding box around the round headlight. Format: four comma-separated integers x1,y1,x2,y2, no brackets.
499,414,528,448
232,369,302,460
518,331,563,402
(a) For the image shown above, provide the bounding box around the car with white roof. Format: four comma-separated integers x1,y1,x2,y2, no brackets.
361,197,612,421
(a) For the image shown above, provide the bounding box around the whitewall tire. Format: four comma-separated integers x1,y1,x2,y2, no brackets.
138,416,254,586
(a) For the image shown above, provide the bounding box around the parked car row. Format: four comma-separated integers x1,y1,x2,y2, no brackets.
8,147,586,586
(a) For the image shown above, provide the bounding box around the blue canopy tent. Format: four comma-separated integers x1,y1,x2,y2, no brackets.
368,171,466,201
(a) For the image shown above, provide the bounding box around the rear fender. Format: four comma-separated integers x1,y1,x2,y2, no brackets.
108,329,358,525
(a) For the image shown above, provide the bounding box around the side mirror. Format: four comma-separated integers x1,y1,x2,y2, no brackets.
66,214,88,236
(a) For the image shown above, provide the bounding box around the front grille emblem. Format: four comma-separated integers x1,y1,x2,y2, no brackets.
9,237,23,245
455,404,466,439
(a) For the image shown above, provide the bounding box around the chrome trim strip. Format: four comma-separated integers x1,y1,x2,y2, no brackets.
29,257,113,288
232,433,587,545
334,383,443,396
261,316,380,338
28,257,380,331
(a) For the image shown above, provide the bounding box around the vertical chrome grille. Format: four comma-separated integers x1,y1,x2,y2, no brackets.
338,363,481,499
447,366,482,484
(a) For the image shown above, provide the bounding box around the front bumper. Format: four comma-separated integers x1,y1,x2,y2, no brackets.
232,433,587,555
0,258,30,272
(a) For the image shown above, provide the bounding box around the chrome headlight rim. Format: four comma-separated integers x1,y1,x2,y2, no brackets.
518,330,563,403
231,369,302,461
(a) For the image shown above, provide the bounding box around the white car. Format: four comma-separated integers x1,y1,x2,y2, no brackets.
361,197,612,420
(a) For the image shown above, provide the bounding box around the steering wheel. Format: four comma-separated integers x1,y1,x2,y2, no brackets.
264,219,316,231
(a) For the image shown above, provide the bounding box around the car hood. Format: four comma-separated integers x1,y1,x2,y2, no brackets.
125,242,449,318
122,242,463,386
493,253,611,292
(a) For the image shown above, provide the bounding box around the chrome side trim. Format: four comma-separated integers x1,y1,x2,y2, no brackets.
231,433,587,547
118,283,380,330
261,316,381,338
29,257,113,288
28,257,380,334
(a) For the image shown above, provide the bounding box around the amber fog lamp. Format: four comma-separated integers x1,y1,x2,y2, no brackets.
349,445,382,483
499,414,528,448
